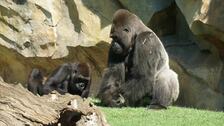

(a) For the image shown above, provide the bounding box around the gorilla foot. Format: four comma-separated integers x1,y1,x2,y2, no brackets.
111,94,125,107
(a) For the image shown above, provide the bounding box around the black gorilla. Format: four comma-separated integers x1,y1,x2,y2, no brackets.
42,63,91,98
68,63,91,98
28,63,91,98
27,68,44,96
98,9,179,108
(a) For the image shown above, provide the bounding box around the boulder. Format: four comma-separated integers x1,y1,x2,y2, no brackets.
176,0,224,57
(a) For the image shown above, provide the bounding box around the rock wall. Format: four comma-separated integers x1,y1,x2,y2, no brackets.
0,0,120,96
1,0,224,110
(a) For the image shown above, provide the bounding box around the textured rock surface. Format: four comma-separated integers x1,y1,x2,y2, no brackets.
0,0,224,110
118,0,174,24
176,0,224,57
0,43,109,97
0,0,119,58
0,0,118,96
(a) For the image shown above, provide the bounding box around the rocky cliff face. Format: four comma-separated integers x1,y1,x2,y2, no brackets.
0,0,224,110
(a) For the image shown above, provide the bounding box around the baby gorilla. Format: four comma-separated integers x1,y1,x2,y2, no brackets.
69,63,91,98
42,63,91,98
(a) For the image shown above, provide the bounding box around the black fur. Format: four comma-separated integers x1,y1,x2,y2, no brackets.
42,63,71,95
98,9,179,108
68,63,91,98
27,68,44,95
98,63,125,107
27,63,91,98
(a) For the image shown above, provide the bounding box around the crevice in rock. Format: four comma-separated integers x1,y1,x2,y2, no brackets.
0,18,20,32
35,4,52,19
64,0,82,33
148,3,176,37
191,20,224,59
148,2,199,49
0,4,27,22
0,33,23,50
12,0,27,5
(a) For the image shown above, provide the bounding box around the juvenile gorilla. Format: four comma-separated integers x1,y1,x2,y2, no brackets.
98,9,179,108
27,63,91,97
69,63,91,98
42,63,91,98
27,68,44,96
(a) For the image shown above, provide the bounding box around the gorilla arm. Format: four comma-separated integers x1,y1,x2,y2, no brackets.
121,32,166,105
97,63,126,106
43,63,71,94
80,76,91,98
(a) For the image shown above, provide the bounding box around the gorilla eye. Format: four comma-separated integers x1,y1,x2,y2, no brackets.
123,28,129,33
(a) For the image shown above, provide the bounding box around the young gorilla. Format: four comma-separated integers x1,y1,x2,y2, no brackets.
69,63,91,98
27,63,91,97
42,63,91,98
27,68,44,96
98,9,179,108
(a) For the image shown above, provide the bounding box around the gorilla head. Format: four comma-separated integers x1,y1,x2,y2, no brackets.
110,9,148,56
30,68,43,81
69,63,91,97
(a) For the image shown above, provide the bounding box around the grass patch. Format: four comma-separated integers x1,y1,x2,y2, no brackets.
99,106,224,126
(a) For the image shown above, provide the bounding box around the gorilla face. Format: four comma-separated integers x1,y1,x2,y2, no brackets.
69,75,90,95
110,21,134,56
69,63,91,95
76,82,85,91
72,78,89,92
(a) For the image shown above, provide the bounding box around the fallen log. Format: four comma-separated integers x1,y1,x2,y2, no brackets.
0,79,109,126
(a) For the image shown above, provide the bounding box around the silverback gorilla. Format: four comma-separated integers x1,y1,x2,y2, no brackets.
28,63,91,98
98,9,179,109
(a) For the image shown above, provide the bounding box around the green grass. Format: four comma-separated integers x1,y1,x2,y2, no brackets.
99,106,224,126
